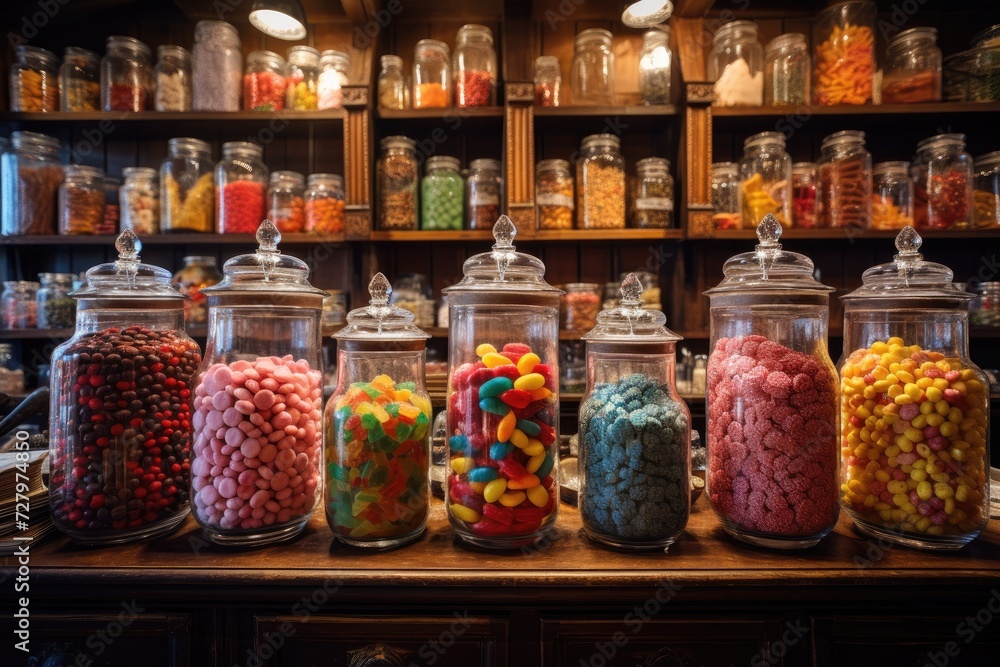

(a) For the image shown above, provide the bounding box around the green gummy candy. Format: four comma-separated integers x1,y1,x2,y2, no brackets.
398,381,416,391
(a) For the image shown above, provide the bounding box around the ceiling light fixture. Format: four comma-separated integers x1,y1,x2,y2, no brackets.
249,0,308,40
622,0,674,29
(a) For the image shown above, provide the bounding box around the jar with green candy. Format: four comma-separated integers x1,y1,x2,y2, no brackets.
421,156,464,230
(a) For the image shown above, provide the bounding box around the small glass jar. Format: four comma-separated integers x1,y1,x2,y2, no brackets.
466,158,501,230
711,162,741,230
791,162,818,229
216,141,267,234
534,56,562,107
912,133,973,230
304,173,346,233
378,136,419,230
60,47,100,112
454,24,497,107
413,39,451,109
192,20,241,112
571,28,615,105
812,1,876,105
1,131,63,236
322,289,348,327
154,45,192,112
192,221,325,546
709,21,763,107
579,273,691,550
390,273,433,327
267,171,306,234
817,130,872,229
2,280,39,329
577,133,625,229
286,46,320,111
37,273,76,330
639,27,672,105
0,343,25,394
318,50,349,110
101,36,154,112
171,255,222,325
883,27,942,103
101,176,120,234
562,283,601,332
705,216,839,548
120,167,159,235
10,45,59,112
840,228,990,550
378,55,406,110
59,165,106,235
973,151,1000,229
421,156,464,230
872,161,914,230
443,217,562,549
536,159,574,230
764,33,809,106
244,51,286,112
971,281,1000,327
326,273,432,547
738,131,791,228
48,231,201,543
633,157,674,228
161,137,214,233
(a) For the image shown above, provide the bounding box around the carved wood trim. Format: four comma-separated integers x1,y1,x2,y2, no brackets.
505,91,535,236
684,82,714,238
343,88,371,239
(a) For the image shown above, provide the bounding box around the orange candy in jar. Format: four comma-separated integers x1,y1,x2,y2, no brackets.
812,1,876,105
304,173,346,234
267,170,306,233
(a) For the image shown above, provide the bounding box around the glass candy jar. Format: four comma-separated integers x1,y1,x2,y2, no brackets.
577,133,625,229
155,45,192,112
633,157,674,228
378,55,406,110
244,51,286,112
791,162,818,229
764,33,809,106
101,36,154,112
192,21,241,112
705,216,840,548
286,46,320,111
561,283,601,332
161,137,214,233
579,274,691,550
171,255,223,326
2,280,39,329
639,27,672,105
711,162,741,230
534,56,562,107
37,272,76,329
326,273,432,547
378,136,418,230
1,130,63,236
216,141,267,234
812,1,876,105
536,159,574,230
454,24,497,107
817,130,872,229
10,45,59,112
267,171,306,234
571,28,615,105
318,50,349,110
467,158,501,230
839,227,990,550
59,165,105,235
739,131,791,228
413,40,451,109
912,133,973,230
192,220,325,545
421,156,464,231
709,21,763,107
48,230,202,543
443,217,562,548
882,27,941,103
120,167,159,235
304,173,346,234
60,47,101,112
974,151,1000,228
872,161,914,230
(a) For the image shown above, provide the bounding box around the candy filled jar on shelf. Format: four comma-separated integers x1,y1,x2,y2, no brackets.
812,1,876,105
101,36,154,112
443,216,562,549
839,227,989,550
171,255,222,326
709,21,763,107
738,131,791,228
160,137,214,233
326,273,432,548
48,230,202,544
454,24,497,107
216,141,267,234
912,133,973,230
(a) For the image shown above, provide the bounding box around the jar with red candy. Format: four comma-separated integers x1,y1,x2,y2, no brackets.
443,216,562,549
100,36,154,112
171,255,223,325
791,162,818,229
192,220,326,545
704,215,840,549
454,24,497,107
216,141,268,234
912,133,973,230
48,230,202,544
244,50,286,111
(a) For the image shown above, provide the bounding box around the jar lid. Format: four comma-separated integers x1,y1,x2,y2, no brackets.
202,220,326,303
157,44,190,61
744,131,785,150
269,170,305,186
72,230,185,301
64,46,98,61
415,39,449,55
713,20,758,45
319,50,350,68
287,45,320,61
765,32,806,54
64,164,104,180
711,161,737,174
381,54,402,69
12,130,59,151
381,135,415,151
704,215,834,296
581,133,621,151
575,28,613,47
792,162,817,173
842,226,972,304
168,137,211,156
535,55,559,69
181,255,217,265
307,173,344,188
458,24,494,44
636,157,670,174
888,26,937,48
106,36,151,59
443,216,562,298
195,20,240,43
583,273,680,343
975,150,1000,169
537,158,570,172
3,280,40,291
248,50,286,68
16,45,59,69
336,273,430,341
873,160,910,175
917,133,966,153
821,129,865,150
222,140,263,158
122,166,157,180
426,155,461,172
470,158,500,172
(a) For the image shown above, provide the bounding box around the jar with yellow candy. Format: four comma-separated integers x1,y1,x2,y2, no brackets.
839,226,990,550
738,132,791,228
326,273,432,548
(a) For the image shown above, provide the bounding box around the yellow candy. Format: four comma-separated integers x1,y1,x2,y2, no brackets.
498,490,527,507
523,440,545,456
516,352,540,375
514,373,545,391
497,411,517,442
450,503,481,523
509,429,528,449
452,457,475,474
372,404,390,423
507,473,540,489
476,343,497,357
483,478,507,503
355,403,373,415
469,481,487,494
530,387,552,400
527,484,549,508
526,452,546,474
483,352,515,368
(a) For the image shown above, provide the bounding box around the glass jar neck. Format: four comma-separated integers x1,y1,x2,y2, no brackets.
18,47,58,70
335,348,427,396
75,306,185,334
843,305,969,359
588,349,677,392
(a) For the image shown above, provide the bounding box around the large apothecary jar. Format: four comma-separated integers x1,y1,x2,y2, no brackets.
872,161,914,230
244,51,286,112
421,156,464,231
639,27,671,105
378,55,406,110
191,220,325,545
580,273,691,551
764,33,809,106
973,151,1000,228
570,28,615,105
443,217,562,549
59,164,105,235
120,167,159,235
101,36,154,112
155,45,192,112
817,130,872,229
1,130,63,236
413,39,451,109
812,1,876,105
738,131,791,228
49,230,202,544
839,227,989,550
216,141,267,235
577,133,625,229
705,216,840,549
286,46,320,111
709,21,763,107
454,24,497,107
318,50,350,109
536,159,574,230
882,27,941,104
326,273,432,548
60,47,101,112
10,45,59,112
912,133,973,230
377,135,419,230
711,162,740,230
160,137,214,233
192,20,242,112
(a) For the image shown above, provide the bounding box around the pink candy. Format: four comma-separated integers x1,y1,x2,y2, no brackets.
191,355,323,532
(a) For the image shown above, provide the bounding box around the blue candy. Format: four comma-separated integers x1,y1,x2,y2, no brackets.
469,466,499,482
448,435,470,452
479,397,510,415
516,419,541,437
489,442,514,460
479,376,514,399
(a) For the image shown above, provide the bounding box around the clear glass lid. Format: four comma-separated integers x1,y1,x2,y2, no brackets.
443,216,562,297
72,230,184,301
704,214,834,295
583,273,680,343
842,226,972,303
336,273,430,341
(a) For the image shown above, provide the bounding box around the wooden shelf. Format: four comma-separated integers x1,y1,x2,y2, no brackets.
368,228,683,242
0,233,347,246
376,107,504,120
0,110,346,123
701,228,1000,241
367,229,494,242
534,104,678,118
710,101,1000,119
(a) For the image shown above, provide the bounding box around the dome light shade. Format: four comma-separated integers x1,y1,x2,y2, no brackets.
622,0,674,29
249,0,307,40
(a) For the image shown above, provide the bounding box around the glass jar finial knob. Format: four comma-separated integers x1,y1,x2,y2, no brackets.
755,213,783,248
114,229,142,287
491,215,517,281
620,272,643,307
254,219,281,280
366,272,395,334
